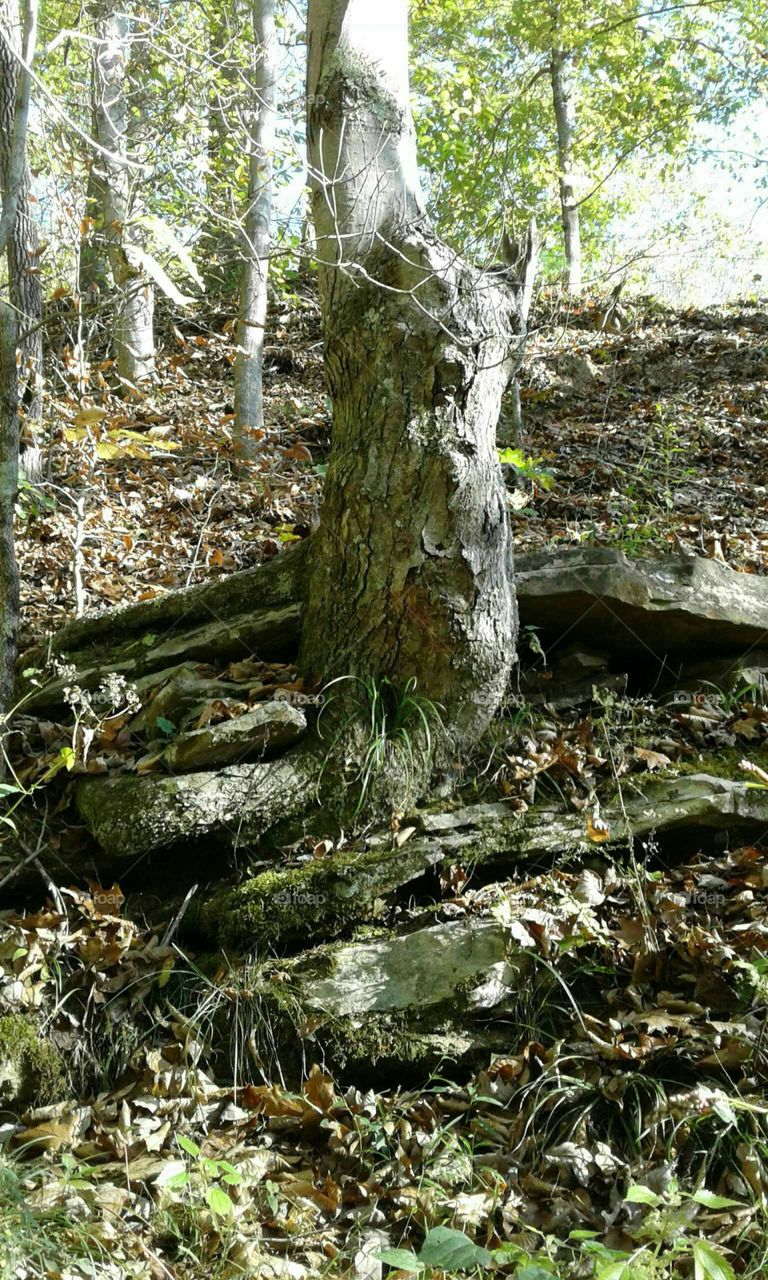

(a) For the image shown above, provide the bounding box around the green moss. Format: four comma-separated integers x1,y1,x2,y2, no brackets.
205,842,411,949
0,1015,66,1108
658,746,768,782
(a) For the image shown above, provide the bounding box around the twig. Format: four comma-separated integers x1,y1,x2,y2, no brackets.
162,883,198,948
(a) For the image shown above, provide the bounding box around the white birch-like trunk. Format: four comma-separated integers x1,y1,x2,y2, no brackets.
233,0,277,455
551,48,582,295
91,0,155,388
301,0,534,752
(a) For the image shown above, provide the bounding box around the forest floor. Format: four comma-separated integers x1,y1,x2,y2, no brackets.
3,289,768,1280
17,288,768,641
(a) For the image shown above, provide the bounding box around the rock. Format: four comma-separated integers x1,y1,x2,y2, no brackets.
129,663,249,734
516,548,768,660
162,702,306,770
77,751,320,861
0,1014,66,1109
197,773,768,949
18,603,301,712
517,647,627,708
296,920,524,1019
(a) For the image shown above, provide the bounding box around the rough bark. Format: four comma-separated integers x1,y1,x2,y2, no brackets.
0,0,42,427
0,301,19,720
90,0,155,388
233,0,277,454
0,0,34,724
301,0,531,751
551,49,582,296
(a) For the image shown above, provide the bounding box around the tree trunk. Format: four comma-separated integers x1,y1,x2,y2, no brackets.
551,49,582,296
233,0,277,456
0,302,19,721
0,0,42,427
300,0,530,752
90,0,155,388
203,0,240,290
0,0,35,724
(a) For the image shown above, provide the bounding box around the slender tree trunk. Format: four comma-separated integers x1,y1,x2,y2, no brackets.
0,0,42,426
90,0,155,388
0,0,35,724
233,0,277,456
300,0,532,752
0,302,19,721
551,49,582,295
203,0,240,290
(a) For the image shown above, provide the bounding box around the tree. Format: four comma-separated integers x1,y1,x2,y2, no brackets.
0,0,36,720
233,0,277,454
0,0,42,426
300,0,535,781
412,0,768,285
90,0,155,388
550,35,582,292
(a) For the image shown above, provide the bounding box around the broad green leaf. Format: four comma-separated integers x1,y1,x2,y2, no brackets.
156,717,176,736
418,1226,493,1270
693,1239,736,1280
155,1160,188,1188
595,1264,633,1280
177,1134,201,1157
691,1190,742,1209
624,1184,662,1206
206,1185,234,1217
377,1248,425,1273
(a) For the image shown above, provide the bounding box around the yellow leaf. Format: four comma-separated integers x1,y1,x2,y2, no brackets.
587,814,611,843
74,406,109,428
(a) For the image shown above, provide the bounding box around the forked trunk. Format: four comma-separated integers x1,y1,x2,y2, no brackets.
301,0,533,750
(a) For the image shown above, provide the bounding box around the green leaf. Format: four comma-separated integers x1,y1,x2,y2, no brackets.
155,1160,188,1188
59,746,76,771
0,782,19,795
499,447,527,466
156,717,176,736
693,1239,736,1280
691,1190,742,1209
418,1226,493,1270
624,1184,662,1206
377,1248,425,1273
206,1185,234,1218
517,1266,559,1280
177,1134,201,1157
595,1264,633,1280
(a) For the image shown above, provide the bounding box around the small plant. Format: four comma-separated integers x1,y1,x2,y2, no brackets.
499,446,555,491
158,1134,242,1220
318,674,445,814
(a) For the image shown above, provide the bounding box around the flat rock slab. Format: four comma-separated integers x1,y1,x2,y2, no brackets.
516,548,768,660
162,702,306,770
199,773,768,949
296,920,522,1018
77,752,318,860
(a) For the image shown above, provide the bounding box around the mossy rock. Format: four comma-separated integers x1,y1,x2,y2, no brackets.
0,1014,66,1109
